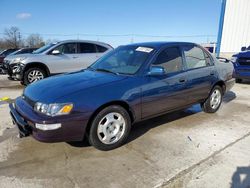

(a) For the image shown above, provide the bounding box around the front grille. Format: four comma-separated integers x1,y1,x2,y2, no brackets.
22,95,36,108
238,57,250,66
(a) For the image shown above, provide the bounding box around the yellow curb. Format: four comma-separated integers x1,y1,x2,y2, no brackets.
0,97,10,101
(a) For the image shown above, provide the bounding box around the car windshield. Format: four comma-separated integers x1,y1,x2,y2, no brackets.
0,50,12,56
90,45,154,75
32,43,56,54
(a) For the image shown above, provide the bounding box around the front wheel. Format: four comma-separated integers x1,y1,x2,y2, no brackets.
23,68,46,85
201,86,223,113
88,105,131,151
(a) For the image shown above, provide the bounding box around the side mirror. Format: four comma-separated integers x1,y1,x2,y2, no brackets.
147,66,165,76
241,46,246,51
51,50,61,55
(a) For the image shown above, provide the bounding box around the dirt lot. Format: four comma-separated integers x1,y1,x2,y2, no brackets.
0,75,250,188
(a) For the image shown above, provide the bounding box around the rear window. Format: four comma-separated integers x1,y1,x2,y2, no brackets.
183,46,208,69
96,45,108,53
79,43,96,53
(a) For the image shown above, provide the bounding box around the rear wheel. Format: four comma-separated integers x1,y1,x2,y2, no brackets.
201,85,223,113
88,105,131,151
23,67,46,85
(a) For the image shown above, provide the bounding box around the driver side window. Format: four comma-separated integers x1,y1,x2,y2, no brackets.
153,47,183,73
53,43,77,54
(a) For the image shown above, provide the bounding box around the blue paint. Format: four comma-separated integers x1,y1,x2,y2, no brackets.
12,42,235,143
232,51,250,80
216,0,227,56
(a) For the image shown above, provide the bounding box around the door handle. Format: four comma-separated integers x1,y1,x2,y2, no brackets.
210,72,215,76
73,56,79,59
179,78,186,83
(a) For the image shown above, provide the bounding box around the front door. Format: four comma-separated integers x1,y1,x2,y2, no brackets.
141,46,189,118
47,42,79,73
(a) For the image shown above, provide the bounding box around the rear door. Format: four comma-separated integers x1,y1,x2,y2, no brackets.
76,42,100,69
141,46,190,118
182,45,217,103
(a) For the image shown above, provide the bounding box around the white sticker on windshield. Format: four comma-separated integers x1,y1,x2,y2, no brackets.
136,47,154,53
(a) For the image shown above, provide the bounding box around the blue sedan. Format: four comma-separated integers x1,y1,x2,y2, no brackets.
9,42,235,150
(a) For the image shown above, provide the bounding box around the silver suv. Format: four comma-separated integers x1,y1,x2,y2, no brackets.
3,40,113,85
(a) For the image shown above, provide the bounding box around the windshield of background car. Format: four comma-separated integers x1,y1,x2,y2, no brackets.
90,45,154,74
9,49,22,55
32,43,56,54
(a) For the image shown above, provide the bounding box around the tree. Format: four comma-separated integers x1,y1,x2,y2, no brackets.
4,26,22,48
26,34,45,48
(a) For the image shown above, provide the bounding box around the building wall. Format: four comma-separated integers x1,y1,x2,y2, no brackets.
219,0,250,57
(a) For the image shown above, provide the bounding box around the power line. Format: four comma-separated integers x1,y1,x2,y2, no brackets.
0,32,216,38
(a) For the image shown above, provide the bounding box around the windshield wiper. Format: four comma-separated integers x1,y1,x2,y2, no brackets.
94,68,119,75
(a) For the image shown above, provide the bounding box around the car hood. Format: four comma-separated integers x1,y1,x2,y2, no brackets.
5,53,44,63
238,51,250,58
24,70,127,103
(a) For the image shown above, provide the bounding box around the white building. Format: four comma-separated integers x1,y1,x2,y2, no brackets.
217,0,250,58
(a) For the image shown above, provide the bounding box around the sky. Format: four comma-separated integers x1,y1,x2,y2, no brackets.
0,0,222,47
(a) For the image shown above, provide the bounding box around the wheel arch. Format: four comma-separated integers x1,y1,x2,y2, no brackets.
23,62,50,77
85,100,136,135
213,80,226,94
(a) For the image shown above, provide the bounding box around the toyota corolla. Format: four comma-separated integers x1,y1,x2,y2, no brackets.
9,42,235,150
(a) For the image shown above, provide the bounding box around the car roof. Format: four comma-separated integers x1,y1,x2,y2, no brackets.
58,40,113,48
126,41,196,49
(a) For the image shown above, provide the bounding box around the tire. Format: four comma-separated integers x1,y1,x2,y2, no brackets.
201,85,223,113
236,78,242,83
88,105,131,151
23,67,46,85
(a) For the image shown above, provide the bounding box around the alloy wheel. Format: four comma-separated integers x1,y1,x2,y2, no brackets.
27,70,44,83
97,112,126,145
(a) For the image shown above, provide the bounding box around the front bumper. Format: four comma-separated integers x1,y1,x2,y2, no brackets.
2,61,24,80
233,65,250,80
9,97,90,142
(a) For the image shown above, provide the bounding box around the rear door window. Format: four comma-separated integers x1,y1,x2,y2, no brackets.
183,45,209,69
153,47,183,73
79,43,97,53
96,45,108,53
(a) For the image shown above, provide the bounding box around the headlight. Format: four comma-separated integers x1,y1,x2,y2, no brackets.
12,63,25,73
34,102,73,116
231,56,237,63
12,57,26,63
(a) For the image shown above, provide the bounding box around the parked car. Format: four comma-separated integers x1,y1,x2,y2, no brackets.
1,48,38,74
0,49,19,73
231,47,250,82
9,42,235,150
8,48,38,56
3,40,113,84
0,48,19,63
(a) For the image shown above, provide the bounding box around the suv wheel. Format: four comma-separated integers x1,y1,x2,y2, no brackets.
88,105,131,151
201,85,223,113
23,68,46,85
